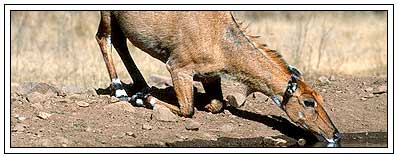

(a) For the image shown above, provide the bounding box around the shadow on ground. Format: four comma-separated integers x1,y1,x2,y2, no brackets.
95,83,319,145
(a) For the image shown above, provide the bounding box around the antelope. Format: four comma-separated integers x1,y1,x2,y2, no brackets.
95,11,341,143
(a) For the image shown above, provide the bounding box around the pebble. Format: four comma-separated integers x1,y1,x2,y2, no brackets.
12,123,27,132
321,89,327,92
297,138,306,146
360,97,367,101
125,132,136,137
84,88,97,96
17,116,26,121
152,105,178,122
219,124,234,132
318,76,331,84
184,120,200,131
226,93,246,108
202,133,218,141
77,101,90,107
85,127,93,132
37,112,52,119
142,123,152,130
364,93,375,98
26,92,46,103
176,134,188,140
336,90,343,94
329,75,337,81
110,96,120,103
364,87,373,92
274,138,287,145
104,101,135,112
373,85,387,94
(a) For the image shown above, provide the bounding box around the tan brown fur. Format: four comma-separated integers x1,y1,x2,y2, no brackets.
96,11,340,142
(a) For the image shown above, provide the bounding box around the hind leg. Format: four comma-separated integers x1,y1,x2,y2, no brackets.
109,15,151,106
96,11,128,100
110,17,150,98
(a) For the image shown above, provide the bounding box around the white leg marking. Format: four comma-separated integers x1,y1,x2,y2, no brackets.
111,78,122,84
112,78,127,97
135,99,144,106
149,97,157,106
115,89,128,97
106,35,111,45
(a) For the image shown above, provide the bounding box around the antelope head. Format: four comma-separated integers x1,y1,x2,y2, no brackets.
272,66,341,143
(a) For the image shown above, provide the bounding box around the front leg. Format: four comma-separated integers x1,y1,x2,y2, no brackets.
169,68,195,117
134,69,194,117
162,62,194,117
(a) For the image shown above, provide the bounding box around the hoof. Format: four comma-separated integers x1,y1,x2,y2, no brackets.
205,99,224,113
130,93,146,107
129,86,151,107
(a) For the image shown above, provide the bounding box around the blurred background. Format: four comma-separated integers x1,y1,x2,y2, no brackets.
11,11,387,88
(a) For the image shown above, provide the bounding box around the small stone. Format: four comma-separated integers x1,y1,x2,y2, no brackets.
219,123,234,132
110,96,120,103
26,92,46,103
223,109,232,116
153,141,166,147
12,123,26,132
329,75,337,81
176,134,188,140
297,138,306,146
226,93,246,108
152,105,178,122
57,90,67,97
184,120,200,131
204,99,224,113
364,93,375,98
318,76,331,84
40,139,52,147
37,112,52,119
202,133,218,141
126,132,136,137
336,90,343,94
69,94,85,100
104,101,135,112
17,116,26,121
321,89,327,92
364,87,373,92
142,123,152,130
85,127,92,132
77,101,89,107
360,97,367,101
84,88,97,96
373,85,387,94
274,138,287,146
56,136,70,146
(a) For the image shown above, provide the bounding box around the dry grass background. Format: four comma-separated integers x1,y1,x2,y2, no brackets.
11,11,387,88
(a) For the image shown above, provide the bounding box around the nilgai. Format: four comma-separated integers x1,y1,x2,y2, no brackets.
96,11,341,143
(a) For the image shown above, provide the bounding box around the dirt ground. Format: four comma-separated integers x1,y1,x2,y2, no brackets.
10,75,387,147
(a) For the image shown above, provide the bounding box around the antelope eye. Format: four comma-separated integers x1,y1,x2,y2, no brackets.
303,98,316,108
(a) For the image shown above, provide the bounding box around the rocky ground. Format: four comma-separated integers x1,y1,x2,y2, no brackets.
10,75,387,147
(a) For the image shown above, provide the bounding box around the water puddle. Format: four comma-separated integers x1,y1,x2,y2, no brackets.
309,132,387,147
147,132,387,147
